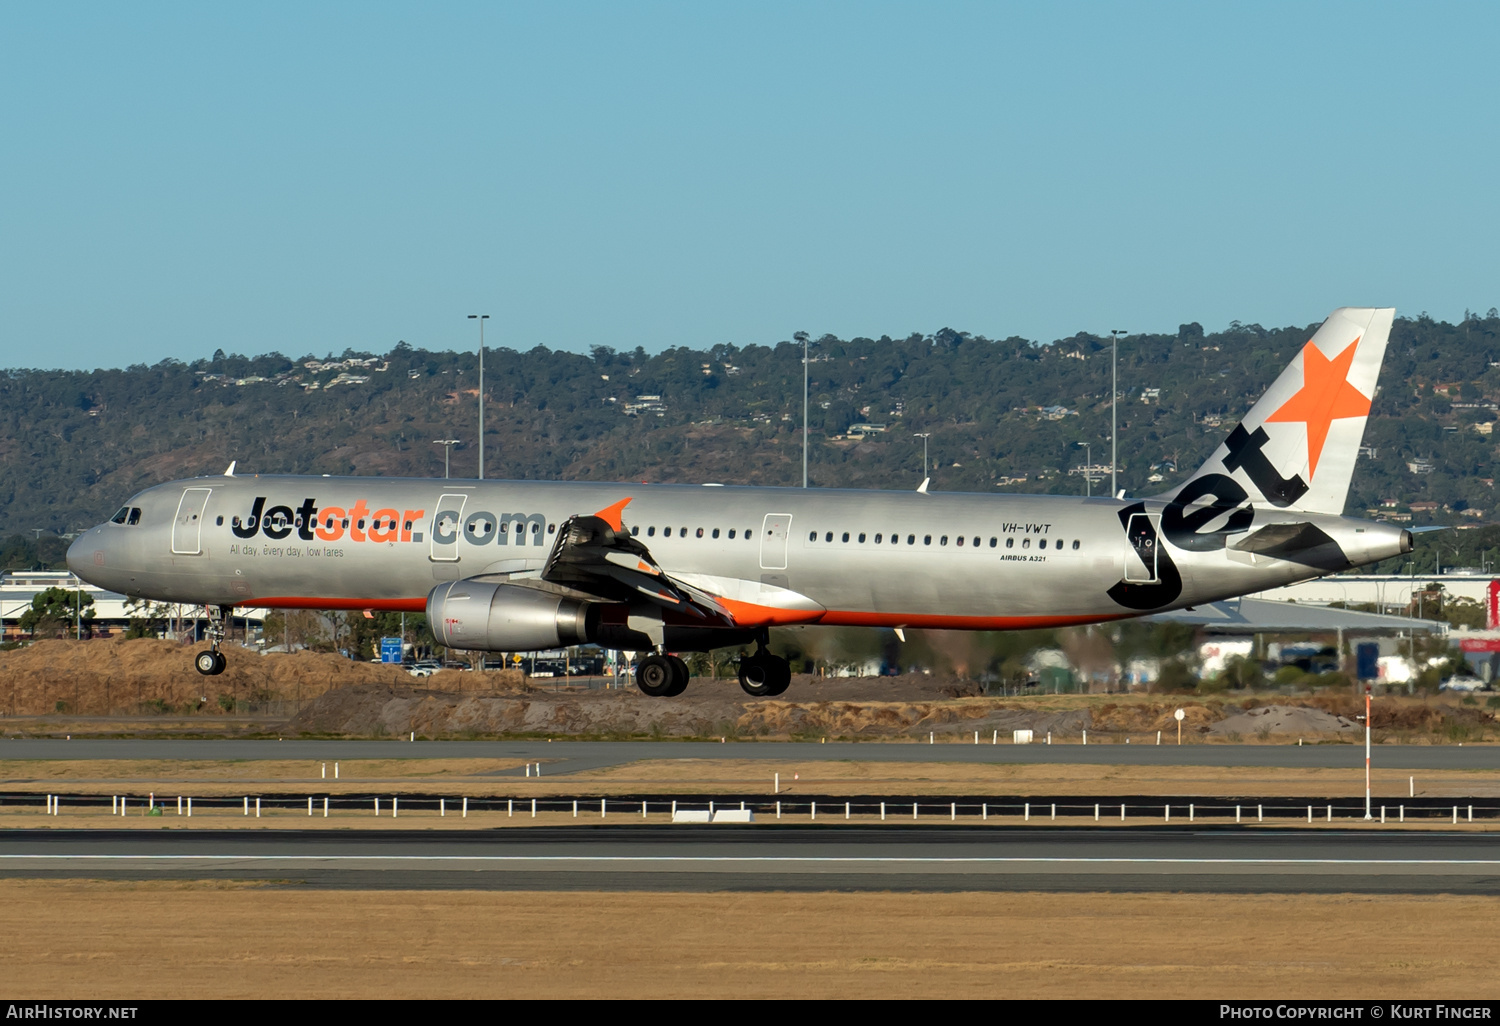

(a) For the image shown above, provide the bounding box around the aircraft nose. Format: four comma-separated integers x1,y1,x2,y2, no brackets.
65,533,91,577
66,528,110,584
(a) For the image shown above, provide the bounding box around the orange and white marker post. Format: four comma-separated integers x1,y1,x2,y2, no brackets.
1364,683,1373,821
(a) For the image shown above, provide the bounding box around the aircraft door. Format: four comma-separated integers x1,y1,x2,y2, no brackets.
171,487,212,555
430,493,468,563
1124,513,1161,583
759,513,792,570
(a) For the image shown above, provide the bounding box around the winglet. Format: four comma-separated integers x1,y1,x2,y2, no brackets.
224,461,236,477
916,478,930,495
593,497,633,532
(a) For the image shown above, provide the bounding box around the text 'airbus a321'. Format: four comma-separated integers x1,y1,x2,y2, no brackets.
69,307,1411,697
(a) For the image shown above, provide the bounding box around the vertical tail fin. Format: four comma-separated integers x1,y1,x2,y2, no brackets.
1184,307,1393,515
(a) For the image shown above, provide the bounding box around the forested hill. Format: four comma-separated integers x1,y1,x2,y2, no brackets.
3,311,1499,549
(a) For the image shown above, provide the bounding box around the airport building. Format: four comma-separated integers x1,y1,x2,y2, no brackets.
0,570,267,642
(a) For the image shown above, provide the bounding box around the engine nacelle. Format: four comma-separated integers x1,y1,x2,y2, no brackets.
428,581,593,652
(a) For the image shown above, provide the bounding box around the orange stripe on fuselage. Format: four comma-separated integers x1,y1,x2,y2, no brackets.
256,596,427,612
715,598,1127,631
816,611,1131,630
252,596,1129,632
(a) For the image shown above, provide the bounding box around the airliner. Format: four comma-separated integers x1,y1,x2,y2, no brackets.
67,307,1411,697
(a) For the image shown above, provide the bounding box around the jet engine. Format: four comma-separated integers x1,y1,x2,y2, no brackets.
428,580,594,652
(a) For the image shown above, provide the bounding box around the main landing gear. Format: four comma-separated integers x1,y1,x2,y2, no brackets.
738,645,790,698
633,641,791,699
636,653,690,697
194,604,232,676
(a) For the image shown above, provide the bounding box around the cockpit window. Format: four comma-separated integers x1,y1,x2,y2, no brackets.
111,506,143,526
111,507,130,524
127,508,141,526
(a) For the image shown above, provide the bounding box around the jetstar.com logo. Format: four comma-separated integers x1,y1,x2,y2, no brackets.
231,497,427,544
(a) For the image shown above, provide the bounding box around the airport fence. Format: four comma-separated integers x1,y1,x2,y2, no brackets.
10,791,1500,825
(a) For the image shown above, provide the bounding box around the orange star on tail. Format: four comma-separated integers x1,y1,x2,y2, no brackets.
1263,337,1371,480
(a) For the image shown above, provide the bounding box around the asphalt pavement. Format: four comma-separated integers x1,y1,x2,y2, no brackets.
3,738,1497,773
4,825,1499,893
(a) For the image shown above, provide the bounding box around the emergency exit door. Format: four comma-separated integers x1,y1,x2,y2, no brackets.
759,513,792,571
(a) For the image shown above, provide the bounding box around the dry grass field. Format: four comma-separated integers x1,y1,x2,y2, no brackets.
6,756,1497,799
2,882,1497,999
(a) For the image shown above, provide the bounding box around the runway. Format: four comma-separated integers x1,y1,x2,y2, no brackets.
4,738,1496,773
5,825,1500,893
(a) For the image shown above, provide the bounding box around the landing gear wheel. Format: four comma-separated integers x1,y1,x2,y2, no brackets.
212,651,226,675
636,654,677,697
739,652,791,697
195,650,220,676
665,655,690,697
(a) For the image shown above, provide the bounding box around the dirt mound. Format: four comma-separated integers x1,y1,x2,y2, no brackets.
287,682,1092,740
0,637,522,717
1209,704,1357,737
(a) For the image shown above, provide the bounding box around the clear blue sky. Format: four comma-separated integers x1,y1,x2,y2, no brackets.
3,2,1497,369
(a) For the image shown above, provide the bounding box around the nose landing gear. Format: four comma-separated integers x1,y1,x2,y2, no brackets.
194,604,232,676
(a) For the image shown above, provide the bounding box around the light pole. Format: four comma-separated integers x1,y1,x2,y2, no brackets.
433,439,460,480
468,315,489,479
1076,442,1092,497
1110,329,1127,498
795,331,810,487
914,433,931,481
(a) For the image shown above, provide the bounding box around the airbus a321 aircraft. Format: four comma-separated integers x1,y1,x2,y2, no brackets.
68,307,1411,698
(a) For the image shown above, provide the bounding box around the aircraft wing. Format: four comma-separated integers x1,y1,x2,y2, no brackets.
540,503,736,625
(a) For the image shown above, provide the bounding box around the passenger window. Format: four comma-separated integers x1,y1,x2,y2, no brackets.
1006,537,1014,548
533,524,541,534
216,516,224,526
1072,540,1080,550
548,523,556,534
1022,538,1030,549
648,526,656,537
679,526,686,536
808,531,817,542
972,537,979,547
874,533,882,543
841,532,850,543
1038,539,1046,550
940,536,948,546
988,537,996,548
632,526,640,536
696,528,704,538
712,528,720,539
825,531,833,542
923,535,932,545
858,533,866,543
907,534,916,545
727,529,734,539
956,536,964,547
663,527,672,537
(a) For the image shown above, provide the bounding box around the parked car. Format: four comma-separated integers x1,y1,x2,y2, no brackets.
1440,675,1487,692
406,659,443,678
